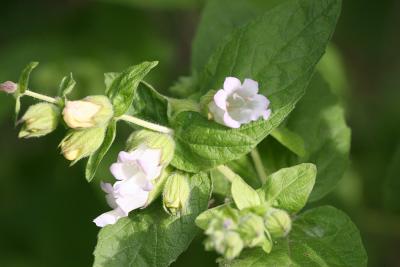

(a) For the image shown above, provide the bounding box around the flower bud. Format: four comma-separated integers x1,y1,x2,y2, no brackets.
60,127,105,164
0,81,17,94
126,130,175,166
264,208,292,238
204,226,244,260
162,172,191,216
19,103,60,138
63,95,113,129
237,212,266,247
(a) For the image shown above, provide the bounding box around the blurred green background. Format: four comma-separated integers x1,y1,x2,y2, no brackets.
0,0,399,266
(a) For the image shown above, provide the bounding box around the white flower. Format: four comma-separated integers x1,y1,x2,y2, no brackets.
93,145,162,227
208,77,271,128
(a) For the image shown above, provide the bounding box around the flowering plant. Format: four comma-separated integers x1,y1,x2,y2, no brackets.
1,0,368,266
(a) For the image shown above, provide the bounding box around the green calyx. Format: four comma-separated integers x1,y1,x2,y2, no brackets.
19,103,60,138
162,172,191,216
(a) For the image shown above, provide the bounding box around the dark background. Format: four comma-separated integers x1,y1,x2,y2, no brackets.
0,0,399,266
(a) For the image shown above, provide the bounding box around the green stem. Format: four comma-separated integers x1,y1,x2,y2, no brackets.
251,148,268,184
24,90,57,104
23,88,174,135
216,165,237,183
118,114,174,135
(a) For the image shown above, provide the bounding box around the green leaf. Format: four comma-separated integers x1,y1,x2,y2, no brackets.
262,73,351,201
130,81,169,125
107,61,158,117
58,73,76,97
231,174,261,210
195,204,233,230
270,127,306,157
192,0,285,72
226,206,367,267
15,62,39,121
171,0,342,172
98,0,203,9
85,121,117,182
104,72,119,93
227,155,260,189
93,172,212,267
17,61,39,96
258,163,316,213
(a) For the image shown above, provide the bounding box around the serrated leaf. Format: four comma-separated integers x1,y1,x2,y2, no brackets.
15,62,39,122
107,61,158,117
226,206,367,267
261,73,351,201
93,172,211,267
85,121,117,182
231,173,261,210
58,73,76,97
258,163,316,213
171,0,342,172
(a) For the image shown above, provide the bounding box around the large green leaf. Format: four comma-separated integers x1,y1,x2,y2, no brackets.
93,172,212,267
262,73,351,201
171,0,342,172
226,206,367,267
192,0,284,72
106,61,158,117
257,163,316,213
85,120,117,182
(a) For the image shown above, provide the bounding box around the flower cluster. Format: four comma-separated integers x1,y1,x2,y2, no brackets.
94,145,163,227
203,206,291,260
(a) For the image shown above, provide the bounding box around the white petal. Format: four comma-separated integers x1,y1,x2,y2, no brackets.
100,182,114,194
262,109,272,120
223,77,241,94
114,180,149,214
93,208,126,227
223,112,241,128
242,79,259,95
209,102,227,125
138,148,162,179
213,89,228,110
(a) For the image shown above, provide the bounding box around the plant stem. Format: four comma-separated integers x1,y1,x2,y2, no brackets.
118,114,174,135
23,88,174,135
251,148,268,184
216,165,237,183
24,90,57,104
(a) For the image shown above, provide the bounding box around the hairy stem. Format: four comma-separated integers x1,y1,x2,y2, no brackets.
118,114,174,135
24,90,57,104
251,148,268,184
23,88,174,135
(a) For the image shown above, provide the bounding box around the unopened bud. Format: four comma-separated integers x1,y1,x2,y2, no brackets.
19,103,60,138
60,127,105,163
126,130,175,165
163,172,191,216
237,212,266,247
264,208,292,238
0,81,17,94
63,95,113,129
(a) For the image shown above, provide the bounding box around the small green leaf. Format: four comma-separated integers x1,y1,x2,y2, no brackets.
231,173,261,210
258,163,316,213
17,61,39,95
226,206,367,267
107,61,158,117
15,62,39,122
93,172,211,267
58,73,76,97
85,121,117,182
271,127,306,157
130,82,169,125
